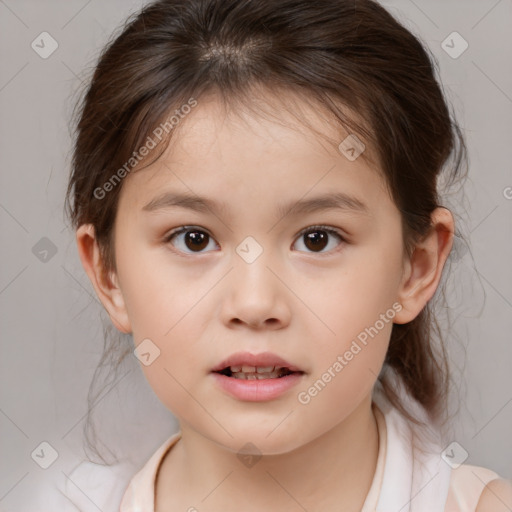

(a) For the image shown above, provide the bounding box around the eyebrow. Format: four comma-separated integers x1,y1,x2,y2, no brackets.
142,191,370,218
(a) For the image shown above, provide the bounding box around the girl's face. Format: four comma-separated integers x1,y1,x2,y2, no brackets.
106,93,411,454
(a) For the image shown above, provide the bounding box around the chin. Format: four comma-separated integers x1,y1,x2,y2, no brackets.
210,426,309,457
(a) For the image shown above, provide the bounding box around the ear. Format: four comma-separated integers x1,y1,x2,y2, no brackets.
394,207,454,324
76,224,132,334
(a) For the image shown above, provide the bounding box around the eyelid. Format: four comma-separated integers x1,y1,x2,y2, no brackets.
163,225,216,246
295,224,347,241
165,224,348,240
164,225,212,239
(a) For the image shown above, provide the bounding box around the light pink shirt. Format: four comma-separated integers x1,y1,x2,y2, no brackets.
56,390,502,511
118,397,501,511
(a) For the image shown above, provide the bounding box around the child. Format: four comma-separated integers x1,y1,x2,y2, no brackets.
62,0,512,510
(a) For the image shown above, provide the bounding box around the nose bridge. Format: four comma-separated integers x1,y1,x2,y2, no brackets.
220,234,290,328
233,234,277,300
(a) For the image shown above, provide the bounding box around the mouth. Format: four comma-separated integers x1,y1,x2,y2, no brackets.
214,365,304,380
210,356,306,401
210,351,306,380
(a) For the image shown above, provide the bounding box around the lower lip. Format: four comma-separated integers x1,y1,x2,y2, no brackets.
211,372,304,401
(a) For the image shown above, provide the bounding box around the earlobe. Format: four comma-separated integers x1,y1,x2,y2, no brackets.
394,208,454,324
75,224,132,334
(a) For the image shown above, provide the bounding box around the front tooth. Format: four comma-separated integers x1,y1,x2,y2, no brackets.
232,370,281,380
256,373,277,380
256,366,274,373
242,365,256,373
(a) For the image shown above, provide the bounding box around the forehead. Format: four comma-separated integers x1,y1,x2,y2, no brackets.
118,90,389,216
171,89,378,163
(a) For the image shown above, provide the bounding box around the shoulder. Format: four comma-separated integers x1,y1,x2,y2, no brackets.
475,477,512,512
60,459,135,512
53,435,181,511
444,463,512,512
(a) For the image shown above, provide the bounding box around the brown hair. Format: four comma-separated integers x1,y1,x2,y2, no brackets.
65,0,467,459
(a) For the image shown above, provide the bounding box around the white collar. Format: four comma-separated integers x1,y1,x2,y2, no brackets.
373,386,452,511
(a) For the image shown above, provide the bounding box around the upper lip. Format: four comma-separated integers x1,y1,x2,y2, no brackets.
211,351,304,373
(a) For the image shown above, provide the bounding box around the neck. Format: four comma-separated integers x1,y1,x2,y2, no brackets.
157,394,380,512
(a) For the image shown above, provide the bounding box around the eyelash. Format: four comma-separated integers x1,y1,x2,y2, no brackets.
163,224,347,256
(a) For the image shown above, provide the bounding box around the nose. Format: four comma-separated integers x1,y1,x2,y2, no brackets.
219,250,292,331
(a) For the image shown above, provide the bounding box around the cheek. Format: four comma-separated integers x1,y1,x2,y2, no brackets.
308,245,402,349
296,235,402,402
116,242,202,338
115,244,213,407
295,276,396,427
295,340,387,438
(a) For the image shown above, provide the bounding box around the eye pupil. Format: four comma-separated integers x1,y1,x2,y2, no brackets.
186,231,209,251
305,231,328,252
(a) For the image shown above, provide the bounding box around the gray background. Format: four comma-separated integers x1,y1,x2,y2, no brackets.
1,0,511,509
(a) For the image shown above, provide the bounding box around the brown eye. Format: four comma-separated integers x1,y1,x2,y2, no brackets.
166,227,217,254
304,230,328,251
184,230,209,251
293,226,345,254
